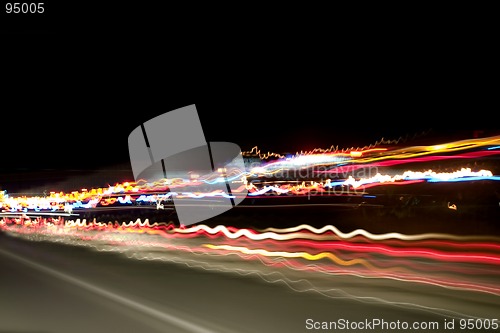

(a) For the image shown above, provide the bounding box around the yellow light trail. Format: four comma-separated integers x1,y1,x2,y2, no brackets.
203,244,374,269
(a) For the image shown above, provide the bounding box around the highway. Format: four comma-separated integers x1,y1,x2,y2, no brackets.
1,226,499,333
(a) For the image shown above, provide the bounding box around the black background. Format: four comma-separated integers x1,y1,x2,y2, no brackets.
1,4,498,193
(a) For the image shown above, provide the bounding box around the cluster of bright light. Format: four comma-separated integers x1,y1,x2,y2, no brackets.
342,168,497,188
245,136,500,176
0,135,498,213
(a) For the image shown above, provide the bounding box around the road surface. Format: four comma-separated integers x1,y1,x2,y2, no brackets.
1,229,499,333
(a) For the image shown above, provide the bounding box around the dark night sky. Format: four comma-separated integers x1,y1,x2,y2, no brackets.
1,77,495,195
1,11,498,194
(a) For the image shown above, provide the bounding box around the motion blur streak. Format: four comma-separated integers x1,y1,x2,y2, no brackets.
203,244,375,268
257,224,500,241
2,135,500,215
2,218,499,319
2,166,497,212
205,239,500,264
